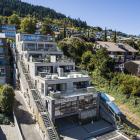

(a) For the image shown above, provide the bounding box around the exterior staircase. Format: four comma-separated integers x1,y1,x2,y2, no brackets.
17,59,60,140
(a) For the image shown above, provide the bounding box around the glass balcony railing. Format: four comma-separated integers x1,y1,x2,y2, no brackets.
21,34,55,42
1,25,16,31
38,71,89,80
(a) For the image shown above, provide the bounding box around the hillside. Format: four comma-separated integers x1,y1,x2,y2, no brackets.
0,0,87,28
0,0,139,39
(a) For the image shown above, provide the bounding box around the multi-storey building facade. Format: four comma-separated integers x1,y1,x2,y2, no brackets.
0,37,13,85
0,24,16,39
16,33,99,122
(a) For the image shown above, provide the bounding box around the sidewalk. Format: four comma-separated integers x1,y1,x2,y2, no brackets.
0,125,19,140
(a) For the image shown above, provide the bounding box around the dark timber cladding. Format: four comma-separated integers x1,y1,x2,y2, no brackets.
19,61,60,140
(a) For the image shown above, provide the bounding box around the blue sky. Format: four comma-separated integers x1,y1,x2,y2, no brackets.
22,0,140,35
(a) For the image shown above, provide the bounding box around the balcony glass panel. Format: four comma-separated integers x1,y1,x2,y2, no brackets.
73,81,89,89
38,44,44,51
1,25,16,31
25,43,36,51
21,34,54,42
5,31,16,37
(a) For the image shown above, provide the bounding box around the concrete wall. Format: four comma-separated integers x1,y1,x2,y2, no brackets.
13,112,24,140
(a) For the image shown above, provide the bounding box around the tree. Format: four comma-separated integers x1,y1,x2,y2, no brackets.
104,27,107,41
87,28,90,38
40,23,54,35
93,48,115,78
113,30,117,43
63,20,67,38
81,51,94,71
8,13,20,27
58,37,93,64
0,85,15,115
20,16,36,34
0,16,8,25
0,16,3,25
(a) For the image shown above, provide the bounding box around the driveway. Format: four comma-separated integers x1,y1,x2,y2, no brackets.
14,90,42,140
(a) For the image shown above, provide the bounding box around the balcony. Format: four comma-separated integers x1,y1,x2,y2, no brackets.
30,56,74,64
48,86,97,99
25,46,61,53
39,71,89,80
56,57,74,63
1,25,16,31
20,34,55,42
31,57,50,63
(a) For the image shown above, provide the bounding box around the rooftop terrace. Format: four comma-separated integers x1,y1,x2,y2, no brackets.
39,71,89,80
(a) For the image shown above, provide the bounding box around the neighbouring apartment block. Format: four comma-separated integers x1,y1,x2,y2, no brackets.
16,33,100,122
95,41,138,71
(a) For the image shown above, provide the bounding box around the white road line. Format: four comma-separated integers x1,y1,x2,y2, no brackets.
108,135,120,140
117,131,130,140
89,126,112,134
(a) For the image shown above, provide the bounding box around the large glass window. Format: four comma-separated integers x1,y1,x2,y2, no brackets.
44,44,49,51
25,43,36,51
38,44,44,50
73,81,89,89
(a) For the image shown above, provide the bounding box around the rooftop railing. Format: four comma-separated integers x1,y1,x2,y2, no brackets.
40,71,89,80
31,56,74,63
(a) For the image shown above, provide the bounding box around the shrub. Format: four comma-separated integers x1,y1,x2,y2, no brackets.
0,85,15,115
111,73,140,96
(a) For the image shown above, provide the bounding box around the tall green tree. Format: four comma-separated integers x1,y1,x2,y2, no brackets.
0,16,3,25
104,27,107,41
63,24,67,38
0,85,15,115
20,16,36,34
93,48,115,78
58,37,93,64
40,23,54,35
8,13,20,27
87,28,90,38
81,51,94,71
113,30,117,43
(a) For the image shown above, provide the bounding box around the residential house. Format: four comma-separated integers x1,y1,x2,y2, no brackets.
95,41,138,71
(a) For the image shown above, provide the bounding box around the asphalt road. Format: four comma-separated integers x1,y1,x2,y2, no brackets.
14,90,42,140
